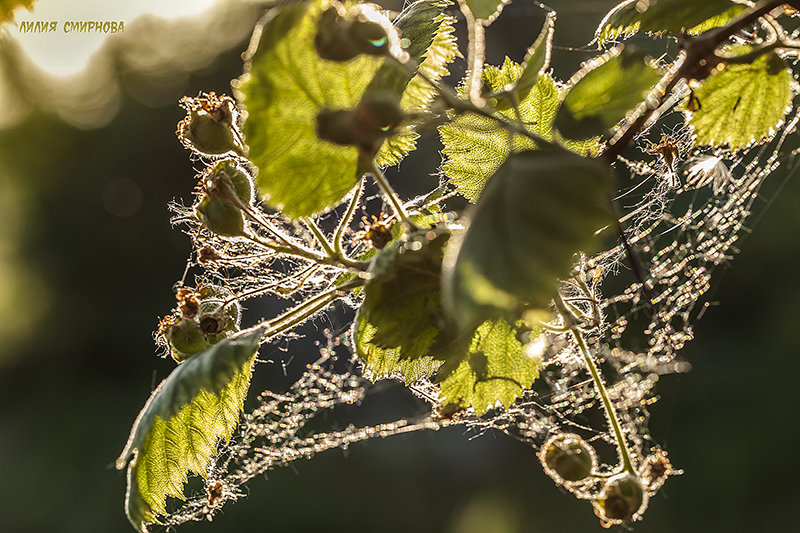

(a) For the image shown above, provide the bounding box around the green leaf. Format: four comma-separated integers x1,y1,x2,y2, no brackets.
353,229,451,382
596,0,746,45
513,11,556,105
463,0,509,23
117,333,260,532
371,1,458,166
442,149,615,328
354,320,442,383
555,45,662,141
437,319,541,415
687,49,793,150
237,0,387,217
440,58,598,202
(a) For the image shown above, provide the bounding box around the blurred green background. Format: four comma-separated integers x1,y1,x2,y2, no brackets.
1,1,799,532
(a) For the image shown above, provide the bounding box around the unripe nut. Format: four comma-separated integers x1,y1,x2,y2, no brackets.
199,313,226,335
541,433,596,482
316,94,403,153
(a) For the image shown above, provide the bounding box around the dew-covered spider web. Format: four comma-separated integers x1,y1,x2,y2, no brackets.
156,102,800,529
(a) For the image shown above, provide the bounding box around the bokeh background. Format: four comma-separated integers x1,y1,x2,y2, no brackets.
1,1,799,532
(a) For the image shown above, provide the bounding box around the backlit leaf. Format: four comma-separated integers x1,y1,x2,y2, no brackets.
116,333,260,532
437,319,541,415
237,0,386,217
512,11,556,106
688,48,793,150
440,59,598,202
443,149,615,328
596,0,745,45
354,321,442,382
369,1,459,167
353,229,450,381
555,45,661,141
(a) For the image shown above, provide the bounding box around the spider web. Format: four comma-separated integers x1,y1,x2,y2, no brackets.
155,106,800,529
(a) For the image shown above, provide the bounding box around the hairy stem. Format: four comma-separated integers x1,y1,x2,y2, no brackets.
334,177,364,258
247,232,369,271
241,279,364,342
458,0,486,106
555,295,635,475
303,216,337,259
365,159,413,228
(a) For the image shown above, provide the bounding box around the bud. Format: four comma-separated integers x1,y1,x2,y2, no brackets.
196,193,246,237
358,214,394,249
540,433,596,482
316,94,404,153
594,473,646,523
641,449,672,492
314,3,399,62
177,92,247,157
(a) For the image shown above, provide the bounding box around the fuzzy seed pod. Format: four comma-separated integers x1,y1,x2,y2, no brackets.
207,159,254,205
196,194,246,237
177,92,246,157
167,318,212,361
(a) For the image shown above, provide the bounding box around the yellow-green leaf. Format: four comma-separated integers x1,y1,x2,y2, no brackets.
117,333,260,532
442,149,615,328
440,58,598,202
354,320,442,383
437,319,541,415
236,0,386,217
353,229,450,382
373,1,458,166
555,45,662,141
688,49,793,150
596,0,746,45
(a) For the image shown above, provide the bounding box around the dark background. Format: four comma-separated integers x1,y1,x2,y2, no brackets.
1,1,798,532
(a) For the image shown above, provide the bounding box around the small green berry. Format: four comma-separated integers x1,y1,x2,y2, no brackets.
167,318,212,361
177,92,246,157
207,159,253,205
595,473,645,522
541,433,596,482
196,194,245,237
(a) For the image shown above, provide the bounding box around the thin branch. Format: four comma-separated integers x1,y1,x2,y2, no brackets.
239,278,365,342
603,0,785,163
334,177,364,258
365,158,414,228
458,0,487,106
